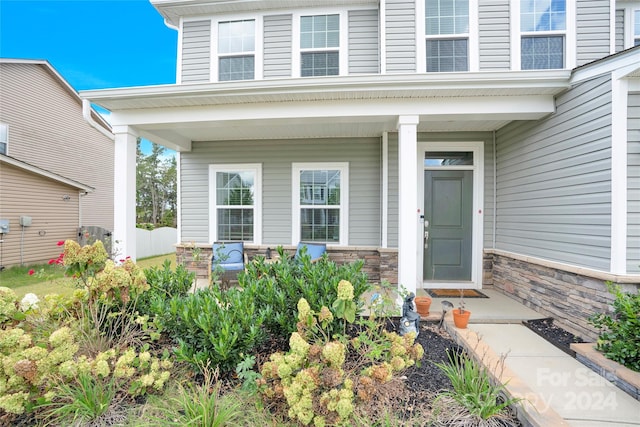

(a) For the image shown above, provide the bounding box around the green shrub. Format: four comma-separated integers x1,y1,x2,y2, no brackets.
589,283,640,372
138,260,194,317
162,286,268,373
240,248,371,340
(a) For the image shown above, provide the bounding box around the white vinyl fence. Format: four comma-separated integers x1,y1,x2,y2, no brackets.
136,227,177,259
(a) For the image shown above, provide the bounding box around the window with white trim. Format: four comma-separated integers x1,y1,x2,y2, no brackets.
520,0,566,69
425,0,469,72
210,164,261,242
293,163,348,244
0,123,6,155
218,19,255,81
300,14,340,77
635,10,640,46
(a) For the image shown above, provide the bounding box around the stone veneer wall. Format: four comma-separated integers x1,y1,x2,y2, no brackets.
488,250,640,341
176,244,399,284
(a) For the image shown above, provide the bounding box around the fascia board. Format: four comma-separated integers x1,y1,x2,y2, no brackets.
0,155,95,193
80,71,570,110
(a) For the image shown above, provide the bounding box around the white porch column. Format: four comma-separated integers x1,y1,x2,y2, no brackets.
610,72,629,275
113,126,138,261
397,115,420,296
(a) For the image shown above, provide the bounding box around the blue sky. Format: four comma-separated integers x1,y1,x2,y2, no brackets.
1,0,177,90
1,0,178,154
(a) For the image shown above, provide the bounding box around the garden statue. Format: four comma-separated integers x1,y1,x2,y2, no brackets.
399,292,420,337
439,300,454,330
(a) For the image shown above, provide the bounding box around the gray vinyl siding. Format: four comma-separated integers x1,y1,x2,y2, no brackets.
615,9,625,53
576,0,611,66
495,74,613,271
181,20,211,83
348,10,380,74
264,14,292,78
628,93,640,273
385,0,416,73
478,0,510,71
180,138,381,246
386,132,496,249
0,63,113,233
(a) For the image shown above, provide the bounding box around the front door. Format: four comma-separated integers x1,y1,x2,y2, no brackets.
423,170,473,281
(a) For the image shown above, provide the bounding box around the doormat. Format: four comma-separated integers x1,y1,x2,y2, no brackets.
426,289,489,298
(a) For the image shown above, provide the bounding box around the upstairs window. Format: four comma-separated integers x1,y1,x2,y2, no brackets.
520,0,566,69
425,0,469,72
300,14,340,77
218,19,255,81
0,123,7,155
635,10,640,46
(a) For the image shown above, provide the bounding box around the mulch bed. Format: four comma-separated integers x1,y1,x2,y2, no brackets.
523,317,585,356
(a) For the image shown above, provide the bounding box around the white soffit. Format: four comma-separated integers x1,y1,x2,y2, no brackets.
80,71,570,111
152,0,379,27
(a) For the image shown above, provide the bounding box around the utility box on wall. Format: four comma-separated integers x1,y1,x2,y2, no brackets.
19,216,32,227
0,219,9,233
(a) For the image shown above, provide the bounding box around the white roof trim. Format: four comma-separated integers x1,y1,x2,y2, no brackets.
80,70,571,111
0,155,94,192
570,46,640,84
152,0,378,26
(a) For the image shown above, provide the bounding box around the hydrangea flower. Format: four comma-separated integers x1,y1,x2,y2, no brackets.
336,280,354,301
20,293,39,311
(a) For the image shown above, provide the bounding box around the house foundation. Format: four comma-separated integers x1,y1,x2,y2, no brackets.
175,243,399,284
175,244,639,341
487,249,640,341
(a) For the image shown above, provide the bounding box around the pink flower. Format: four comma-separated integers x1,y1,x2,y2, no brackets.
48,259,56,265
28,269,35,276
56,240,65,246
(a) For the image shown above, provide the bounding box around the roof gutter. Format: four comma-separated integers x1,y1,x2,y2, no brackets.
82,99,114,141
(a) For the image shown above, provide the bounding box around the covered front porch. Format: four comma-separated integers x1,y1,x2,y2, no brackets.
80,70,570,296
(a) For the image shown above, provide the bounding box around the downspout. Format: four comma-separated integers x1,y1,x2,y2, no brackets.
492,130,497,249
82,99,114,141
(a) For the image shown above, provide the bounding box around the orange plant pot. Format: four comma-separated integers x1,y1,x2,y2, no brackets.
414,296,432,317
452,308,471,329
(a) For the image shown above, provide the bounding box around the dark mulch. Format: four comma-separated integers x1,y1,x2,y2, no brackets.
406,321,462,393
523,317,585,356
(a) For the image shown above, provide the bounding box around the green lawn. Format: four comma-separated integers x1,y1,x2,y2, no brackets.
0,253,177,298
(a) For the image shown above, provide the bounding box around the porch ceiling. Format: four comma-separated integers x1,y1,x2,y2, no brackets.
139,116,513,145
81,71,571,151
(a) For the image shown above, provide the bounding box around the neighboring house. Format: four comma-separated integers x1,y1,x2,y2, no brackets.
80,0,639,339
0,59,114,268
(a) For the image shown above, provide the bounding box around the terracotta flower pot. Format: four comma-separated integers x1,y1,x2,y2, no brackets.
414,296,432,317
453,308,471,329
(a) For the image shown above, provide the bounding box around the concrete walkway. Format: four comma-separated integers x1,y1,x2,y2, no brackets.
419,289,640,427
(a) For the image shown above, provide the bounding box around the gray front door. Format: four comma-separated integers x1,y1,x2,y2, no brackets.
423,170,473,281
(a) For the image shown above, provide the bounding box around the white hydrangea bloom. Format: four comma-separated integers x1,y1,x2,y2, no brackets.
20,293,39,311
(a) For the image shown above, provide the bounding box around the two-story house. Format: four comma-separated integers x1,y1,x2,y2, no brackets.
80,0,639,339
0,59,114,268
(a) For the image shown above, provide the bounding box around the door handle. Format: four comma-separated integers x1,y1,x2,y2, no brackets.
424,231,429,249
